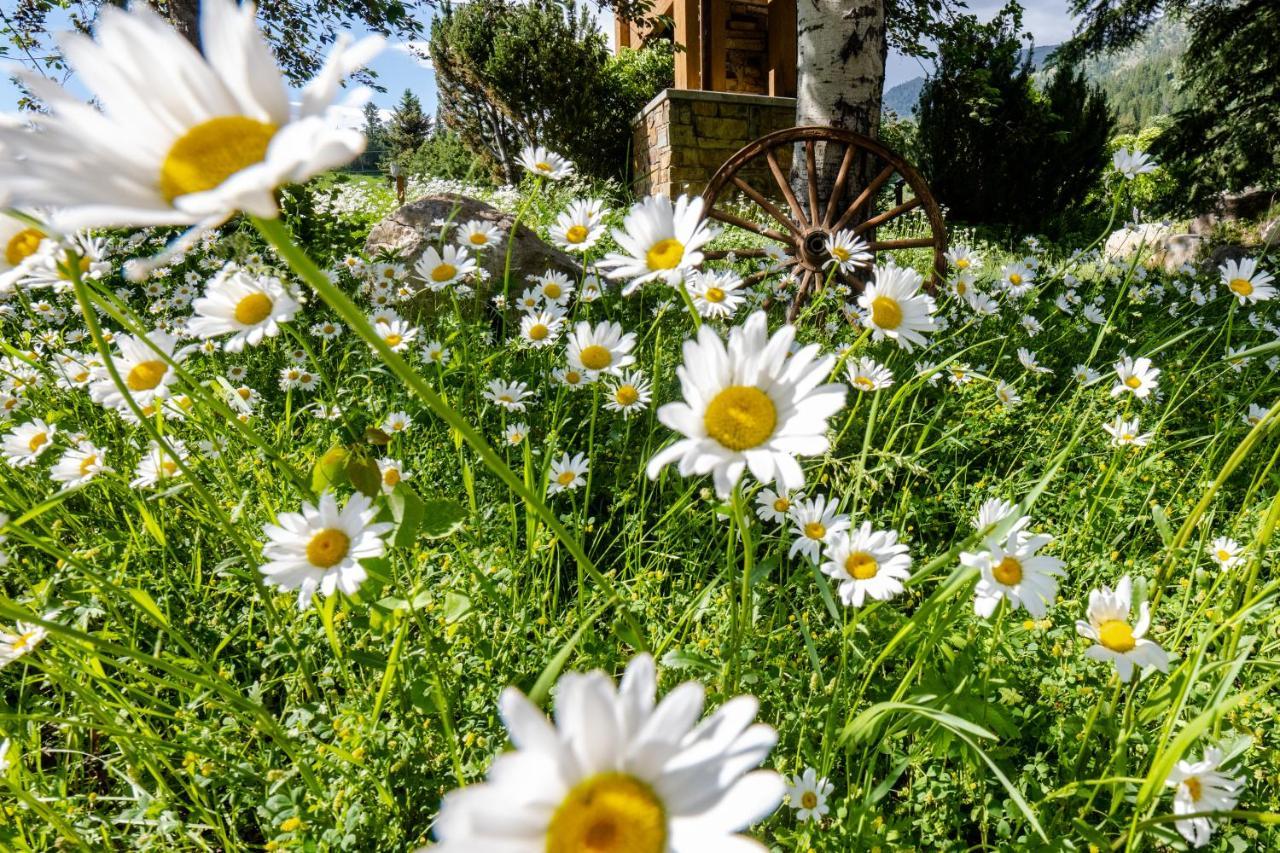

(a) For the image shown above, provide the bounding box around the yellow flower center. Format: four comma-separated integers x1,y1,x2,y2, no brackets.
564,370,583,385
543,282,563,300
645,238,685,271
1229,277,1253,297
804,521,826,541
384,333,403,348
870,296,903,330
1124,375,1142,389
557,470,577,486
832,246,851,263
1009,273,1023,286
1121,433,1135,442
1184,776,1203,803
800,791,819,809
535,161,553,172
1216,549,1232,562
11,630,39,652
546,773,666,853
431,263,457,283
383,468,401,487
853,377,875,391
615,385,639,406
703,286,726,303
956,280,968,295
5,227,44,266
126,360,168,392
579,344,613,372
79,454,98,476
529,323,550,341
1098,619,1136,653
234,292,274,325
703,386,777,451
845,551,878,580
159,115,278,202
955,258,970,270
27,431,48,453
306,528,351,569
469,232,489,245
993,555,1022,586
160,460,179,477
566,225,589,244
773,497,790,513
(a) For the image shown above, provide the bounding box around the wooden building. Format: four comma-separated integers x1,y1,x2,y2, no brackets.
618,0,798,197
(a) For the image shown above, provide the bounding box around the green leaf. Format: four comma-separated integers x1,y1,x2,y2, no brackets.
347,455,381,498
420,498,467,539
313,445,350,493
443,591,471,624
388,484,426,548
128,588,169,629
1151,503,1173,548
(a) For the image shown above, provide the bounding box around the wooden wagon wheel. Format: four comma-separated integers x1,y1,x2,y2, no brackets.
699,126,948,322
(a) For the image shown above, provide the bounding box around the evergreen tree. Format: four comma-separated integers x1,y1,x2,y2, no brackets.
916,2,1112,228
386,90,433,161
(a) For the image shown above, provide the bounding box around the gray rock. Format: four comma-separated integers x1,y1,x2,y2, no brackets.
1201,244,1250,275
1216,188,1277,220
1159,234,1204,272
1261,218,1280,248
1104,223,1171,262
1188,213,1218,236
364,193,581,315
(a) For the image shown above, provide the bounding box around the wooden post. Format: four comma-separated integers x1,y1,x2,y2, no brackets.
767,0,797,98
674,0,702,89
708,0,728,91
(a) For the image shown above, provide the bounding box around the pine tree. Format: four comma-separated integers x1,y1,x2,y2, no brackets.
386,90,432,160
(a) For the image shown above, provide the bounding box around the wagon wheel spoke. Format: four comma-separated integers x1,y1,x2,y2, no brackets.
764,148,808,229
730,176,803,237
832,163,897,234
788,270,816,323
853,196,922,236
823,144,858,230
707,208,792,245
702,247,774,261
804,140,820,227
868,237,936,250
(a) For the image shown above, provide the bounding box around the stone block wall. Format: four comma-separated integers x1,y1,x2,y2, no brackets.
631,88,796,199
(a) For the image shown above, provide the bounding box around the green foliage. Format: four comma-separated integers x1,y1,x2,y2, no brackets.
1150,0,1280,211
917,2,1113,230
385,90,432,163
428,0,672,183
405,128,491,183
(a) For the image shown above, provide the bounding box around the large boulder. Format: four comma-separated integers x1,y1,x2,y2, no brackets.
364,193,581,311
1104,223,1205,273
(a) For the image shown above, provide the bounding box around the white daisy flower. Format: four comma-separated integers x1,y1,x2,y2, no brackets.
755,488,799,523
188,269,298,352
687,269,746,320
605,370,653,417
786,767,833,823
1208,536,1243,570
381,411,412,434
456,219,503,251
554,366,590,391
374,317,418,352
0,618,49,669
377,458,408,494
502,422,529,446
2,418,56,467
50,441,109,487
995,380,1021,410
788,494,851,564
520,307,567,348
549,198,606,253
824,229,872,274
566,320,636,379
857,263,937,351
1075,575,1169,683
1103,415,1152,447
130,438,189,489
431,654,783,852
1164,747,1243,848
0,0,382,235
311,319,343,340
599,194,718,291
88,329,187,413
1112,147,1156,180
646,311,846,498
1219,257,1274,305
421,340,450,366
820,521,912,607
535,271,575,306
547,451,589,495
484,378,535,412
1001,261,1035,298
414,245,478,291
1017,347,1051,374
518,144,574,181
972,497,1030,539
1072,364,1102,385
1243,403,1270,427
846,357,893,392
1110,356,1160,399
963,529,1065,618
945,245,979,272
0,213,48,293
259,491,393,611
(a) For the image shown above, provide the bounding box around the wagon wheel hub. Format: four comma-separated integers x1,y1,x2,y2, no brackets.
698,126,949,323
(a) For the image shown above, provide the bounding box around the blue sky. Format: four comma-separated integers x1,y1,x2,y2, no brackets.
1,1,1077,118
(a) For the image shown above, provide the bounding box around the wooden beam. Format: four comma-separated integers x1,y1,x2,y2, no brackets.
674,0,701,89
767,0,797,97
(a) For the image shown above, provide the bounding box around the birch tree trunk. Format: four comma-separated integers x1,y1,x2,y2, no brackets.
793,0,887,217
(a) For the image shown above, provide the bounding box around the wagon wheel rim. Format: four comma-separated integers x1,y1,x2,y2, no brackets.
699,126,948,322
